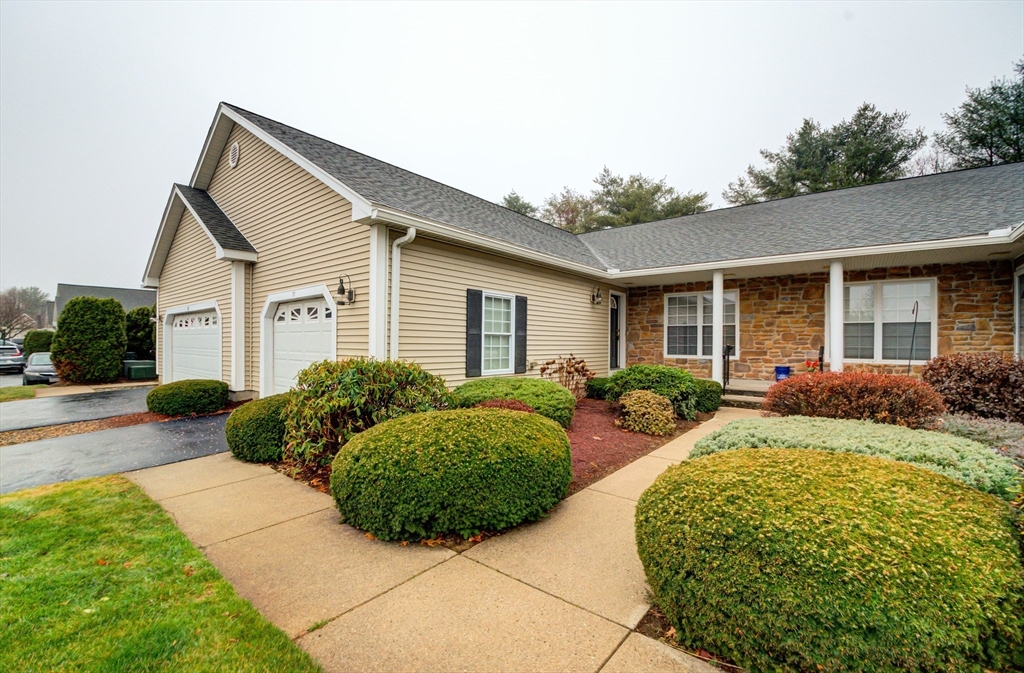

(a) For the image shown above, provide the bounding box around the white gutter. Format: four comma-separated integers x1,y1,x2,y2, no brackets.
389,227,416,360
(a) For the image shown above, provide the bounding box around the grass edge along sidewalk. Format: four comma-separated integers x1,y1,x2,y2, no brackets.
0,475,322,673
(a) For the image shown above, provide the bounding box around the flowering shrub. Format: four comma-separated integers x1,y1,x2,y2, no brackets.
539,354,595,401
475,398,536,414
616,390,676,436
762,370,945,428
922,353,1024,423
692,415,1020,499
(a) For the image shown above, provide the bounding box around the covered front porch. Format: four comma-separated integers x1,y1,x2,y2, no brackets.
620,256,1019,385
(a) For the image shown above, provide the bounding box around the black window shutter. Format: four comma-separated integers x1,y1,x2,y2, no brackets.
514,295,527,374
466,289,483,377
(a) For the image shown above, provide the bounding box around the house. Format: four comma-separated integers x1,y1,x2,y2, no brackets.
54,284,156,324
143,102,1024,399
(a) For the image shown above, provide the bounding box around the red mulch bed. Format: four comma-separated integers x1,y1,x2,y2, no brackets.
567,398,699,494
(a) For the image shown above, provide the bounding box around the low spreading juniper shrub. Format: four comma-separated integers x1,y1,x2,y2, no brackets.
616,390,675,436
636,449,1024,672
452,377,576,428
474,398,536,413
922,352,1024,422
761,370,945,428
606,365,698,420
226,393,290,463
939,413,1024,469
691,378,722,413
146,379,228,416
330,409,571,540
283,358,451,466
692,416,1020,500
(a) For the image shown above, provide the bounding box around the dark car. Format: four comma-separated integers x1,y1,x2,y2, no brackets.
22,352,58,384
0,344,25,373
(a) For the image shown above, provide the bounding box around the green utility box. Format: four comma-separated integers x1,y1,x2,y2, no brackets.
123,360,158,380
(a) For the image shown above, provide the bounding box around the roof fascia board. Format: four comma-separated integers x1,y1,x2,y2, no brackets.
189,108,235,189
210,105,374,221
367,206,612,281
141,189,184,286
173,186,258,262
609,228,1024,280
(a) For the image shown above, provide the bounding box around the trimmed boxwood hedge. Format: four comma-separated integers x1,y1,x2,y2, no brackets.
692,416,1020,500
226,394,289,463
586,377,612,400
330,409,572,540
606,365,698,420
147,379,228,416
691,378,722,413
50,296,126,384
636,448,1024,672
452,377,576,428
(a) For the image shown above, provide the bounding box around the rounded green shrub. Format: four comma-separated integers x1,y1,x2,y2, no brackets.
147,379,228,416
125,305,156,360
284,358,452,466
691,378,722,413
585,376,612,400
452,377,576,428
692,415,1021,500
330,409,572,540
616,390,675,436
226,394,289,463
636,449,1024,672
606,364,698,420
50,296,126,384
21,329,53,357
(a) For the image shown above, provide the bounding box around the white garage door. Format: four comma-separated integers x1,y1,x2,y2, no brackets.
170,311,221,382
272,299,334,394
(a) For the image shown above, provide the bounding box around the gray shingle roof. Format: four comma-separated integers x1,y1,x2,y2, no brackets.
55,284,156,321
175,184,256,254
224,104,604,268
578,162,1024,271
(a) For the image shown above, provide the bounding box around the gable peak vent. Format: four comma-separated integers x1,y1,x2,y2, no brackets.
229,142,240,168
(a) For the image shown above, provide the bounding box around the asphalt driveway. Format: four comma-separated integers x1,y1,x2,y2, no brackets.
0,386,153,432
0,414,229,494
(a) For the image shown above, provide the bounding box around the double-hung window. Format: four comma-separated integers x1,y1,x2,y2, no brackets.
482,293,514,374
665,291,738,358
832,279,935,362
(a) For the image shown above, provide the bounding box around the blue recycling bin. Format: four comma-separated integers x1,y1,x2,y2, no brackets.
774,366,791,381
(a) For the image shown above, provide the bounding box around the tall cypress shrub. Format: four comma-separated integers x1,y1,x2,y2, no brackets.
51,297,127,383
125,305,155,359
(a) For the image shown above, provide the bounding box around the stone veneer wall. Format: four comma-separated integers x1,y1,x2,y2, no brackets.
625,261,1015,381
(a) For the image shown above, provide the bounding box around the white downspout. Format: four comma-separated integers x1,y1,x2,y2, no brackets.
389,227,416,360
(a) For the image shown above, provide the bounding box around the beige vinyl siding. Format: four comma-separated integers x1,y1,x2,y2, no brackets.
156,210,232,383
397,236,623,386
206,125,370,394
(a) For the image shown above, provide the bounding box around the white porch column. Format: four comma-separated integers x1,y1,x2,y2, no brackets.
230,261,246,391
367,223,389,359
829,260,844,372
711,270,724,385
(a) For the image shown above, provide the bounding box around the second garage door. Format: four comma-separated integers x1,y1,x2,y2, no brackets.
272,299,334,394
170,310,221,382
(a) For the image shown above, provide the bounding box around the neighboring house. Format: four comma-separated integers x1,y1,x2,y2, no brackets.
143,102,1024,399
54,284,156,324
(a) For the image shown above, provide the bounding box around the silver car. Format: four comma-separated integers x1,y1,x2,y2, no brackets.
0,344,25,373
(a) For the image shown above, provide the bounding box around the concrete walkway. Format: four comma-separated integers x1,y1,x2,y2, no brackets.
127,407,759,673
0,386,153,431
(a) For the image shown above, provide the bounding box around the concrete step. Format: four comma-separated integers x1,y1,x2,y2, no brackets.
720,394,764,410
723,387,766,398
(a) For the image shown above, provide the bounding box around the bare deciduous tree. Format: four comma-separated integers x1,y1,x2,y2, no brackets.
0,287,40,341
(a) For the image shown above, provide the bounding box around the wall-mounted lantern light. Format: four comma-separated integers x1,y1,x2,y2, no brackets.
590,286,603,305
337,273,355,305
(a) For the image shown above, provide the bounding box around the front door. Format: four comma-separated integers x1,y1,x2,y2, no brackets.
610,295,621,370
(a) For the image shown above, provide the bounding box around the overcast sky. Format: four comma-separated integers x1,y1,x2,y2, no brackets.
1,1,1021,296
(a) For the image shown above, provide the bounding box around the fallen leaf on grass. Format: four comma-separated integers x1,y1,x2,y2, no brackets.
96,559,109,566
183,565,196,577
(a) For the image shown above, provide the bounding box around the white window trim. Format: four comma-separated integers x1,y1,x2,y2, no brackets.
1015,266,1023,357
610,291,626,372
160,299,222,384
825,278,939,365
663,291,740,360
481,290,516,376
259,284,337,397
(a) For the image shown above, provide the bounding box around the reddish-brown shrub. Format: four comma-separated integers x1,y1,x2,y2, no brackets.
761,371,945,429
921,353,1024,423
475,399,536,414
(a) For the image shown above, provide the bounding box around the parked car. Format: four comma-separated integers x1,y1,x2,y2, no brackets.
22,352,58,384
0,344,25,373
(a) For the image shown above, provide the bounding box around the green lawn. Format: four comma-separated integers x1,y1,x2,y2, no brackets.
0,476,322,672
0,385,44,403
